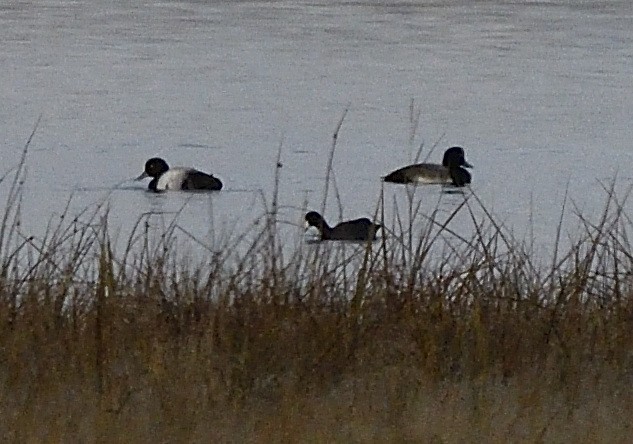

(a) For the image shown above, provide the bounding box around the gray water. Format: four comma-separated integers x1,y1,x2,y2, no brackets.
2,0,633,255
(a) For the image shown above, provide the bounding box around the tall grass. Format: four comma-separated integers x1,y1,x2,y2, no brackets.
1,129,632,442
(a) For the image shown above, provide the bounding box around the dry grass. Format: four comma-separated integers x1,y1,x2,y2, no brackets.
1,191,633,442
1,123,633,442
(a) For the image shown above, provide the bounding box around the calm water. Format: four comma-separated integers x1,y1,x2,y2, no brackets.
2,0,633,255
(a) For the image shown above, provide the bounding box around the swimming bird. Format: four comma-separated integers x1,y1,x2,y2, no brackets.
383,146,473,187
304,211,381,241
136,157,223,191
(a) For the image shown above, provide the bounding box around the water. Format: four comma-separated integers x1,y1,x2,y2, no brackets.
2,0,633,256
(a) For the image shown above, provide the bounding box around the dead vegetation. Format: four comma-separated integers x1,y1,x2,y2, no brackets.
1,120,632,442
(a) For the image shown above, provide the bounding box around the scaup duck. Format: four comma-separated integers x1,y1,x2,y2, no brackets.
136,157,223,191
304,211,381,241
383,146,472,187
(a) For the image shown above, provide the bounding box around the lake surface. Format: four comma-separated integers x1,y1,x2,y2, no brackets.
2,0,633,257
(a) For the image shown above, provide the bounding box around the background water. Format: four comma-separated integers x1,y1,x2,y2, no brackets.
2,0,633,256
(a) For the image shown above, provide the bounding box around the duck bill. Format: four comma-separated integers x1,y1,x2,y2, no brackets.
463,161,473,168
135,171,149,181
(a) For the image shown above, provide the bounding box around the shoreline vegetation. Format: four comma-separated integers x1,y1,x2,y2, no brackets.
2,123,633,441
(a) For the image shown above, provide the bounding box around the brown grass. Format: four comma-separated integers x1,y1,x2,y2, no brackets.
1,124,633,442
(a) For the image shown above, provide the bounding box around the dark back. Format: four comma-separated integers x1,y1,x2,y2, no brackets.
382,168,411,184
328,218,381,241
181,171,223,191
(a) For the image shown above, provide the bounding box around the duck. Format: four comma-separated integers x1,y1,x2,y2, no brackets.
304,211,381,241
136,157,223,191
383,146,473,187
